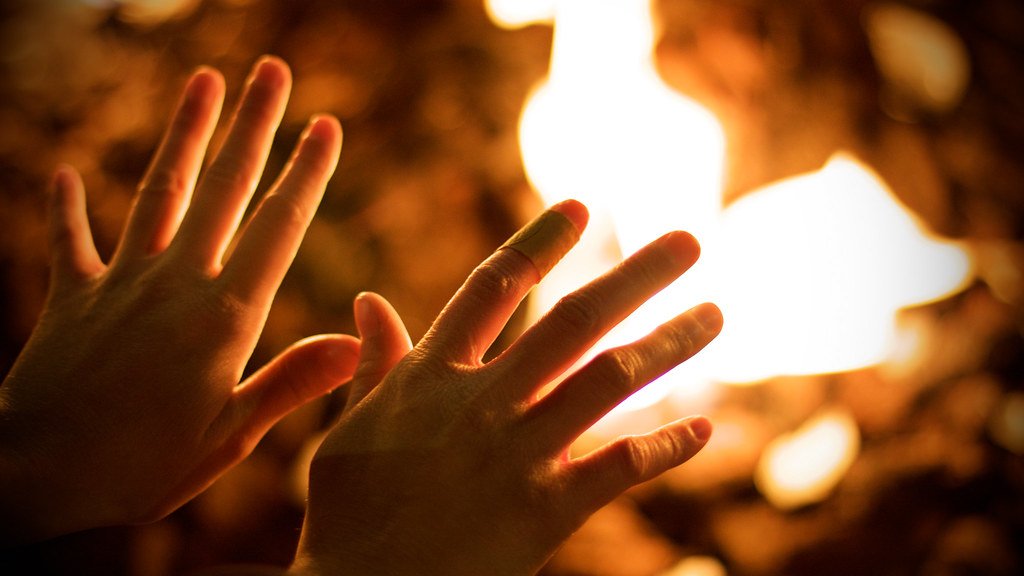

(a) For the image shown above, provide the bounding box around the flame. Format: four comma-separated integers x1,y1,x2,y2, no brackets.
754,409,861,509
699,154,973,383
487,0,974,407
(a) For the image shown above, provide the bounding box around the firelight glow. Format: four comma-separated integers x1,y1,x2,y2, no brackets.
699,154,974,383
754,409,861,510
486,0,974,406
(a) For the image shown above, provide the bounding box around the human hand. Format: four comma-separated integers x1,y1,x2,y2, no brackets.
290,200,723,576
0,56,356,543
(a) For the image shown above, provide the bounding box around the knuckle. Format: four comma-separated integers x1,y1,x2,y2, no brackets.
591,348,639,390
469,258,525,301
553,291,602,333
658,321,699,357
608,439,653,482
257,193,308,232
188,287,255,337
140,169,188,203
203,160,255,192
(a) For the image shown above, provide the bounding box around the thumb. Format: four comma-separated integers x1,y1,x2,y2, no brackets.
346,291,413,408
233,334,361,442
48,165,104,287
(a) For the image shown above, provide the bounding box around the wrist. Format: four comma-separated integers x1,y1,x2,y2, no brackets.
0,379,119,545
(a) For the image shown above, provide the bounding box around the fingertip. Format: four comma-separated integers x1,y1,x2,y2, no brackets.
354,292,381,340
354,291,409,344
184,66,225,104
51,164,80,193
275,334,361,392
686,415,713,443
658,230,701,267
692,302,724,335
312,334,362,382
304,114,343,148
501,203,585,278
549,199,589,233
49,164,84,216
251,54,291,87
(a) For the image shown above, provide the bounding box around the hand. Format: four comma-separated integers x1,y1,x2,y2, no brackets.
0,56,356,543
290,200,723,576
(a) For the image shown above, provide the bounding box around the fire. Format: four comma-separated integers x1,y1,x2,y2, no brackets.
699,154,973,383
754,409,861,510
486,0,974,407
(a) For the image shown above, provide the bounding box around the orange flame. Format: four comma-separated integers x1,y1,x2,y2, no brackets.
487,0,974,409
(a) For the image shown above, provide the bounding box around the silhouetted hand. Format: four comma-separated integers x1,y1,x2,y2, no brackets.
291,200,722,576
0,56,356,543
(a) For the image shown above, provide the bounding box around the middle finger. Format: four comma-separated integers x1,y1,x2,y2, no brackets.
172,55,291,270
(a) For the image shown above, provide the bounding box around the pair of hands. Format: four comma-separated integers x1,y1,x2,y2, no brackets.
0,56,723,575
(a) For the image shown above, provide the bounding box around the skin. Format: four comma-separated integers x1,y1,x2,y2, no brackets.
0,56,356,544
1,55,723,575
290,200,723,576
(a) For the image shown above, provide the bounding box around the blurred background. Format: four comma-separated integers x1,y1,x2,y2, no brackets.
1,0,1022,574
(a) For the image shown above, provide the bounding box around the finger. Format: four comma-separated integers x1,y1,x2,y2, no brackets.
172,55,292,269
47,165,104,284
419,200,588,363
115,67,224,260
345,292,414,409
565,416,711,511
492,231,701,400
528,302,722,453
218,115,341,306
231,334,361,443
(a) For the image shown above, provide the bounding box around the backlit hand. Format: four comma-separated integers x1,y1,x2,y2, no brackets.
0,56,356,543
291,200,722,576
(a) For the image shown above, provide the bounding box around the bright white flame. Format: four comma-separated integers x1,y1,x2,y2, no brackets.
484,0,554,29
516,0,724,249
698,154,974,383
488,0,975,410
493,0,725,410
754,409,861,510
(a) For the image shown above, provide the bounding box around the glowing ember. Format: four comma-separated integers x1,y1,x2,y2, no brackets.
487,0,974,410
865,2,971,115
989,392,1024,455
754,409,861,510
662,556,728,576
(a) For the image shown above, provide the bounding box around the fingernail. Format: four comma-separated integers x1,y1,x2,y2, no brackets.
688,416,713,442
248,55,288,88
50,165,79,202
301,114,340,143
51,164,72,190
354,292,379,339
500,204,585,276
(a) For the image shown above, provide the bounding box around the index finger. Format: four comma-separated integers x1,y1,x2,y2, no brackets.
419,200,588,364
490,230,702,397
